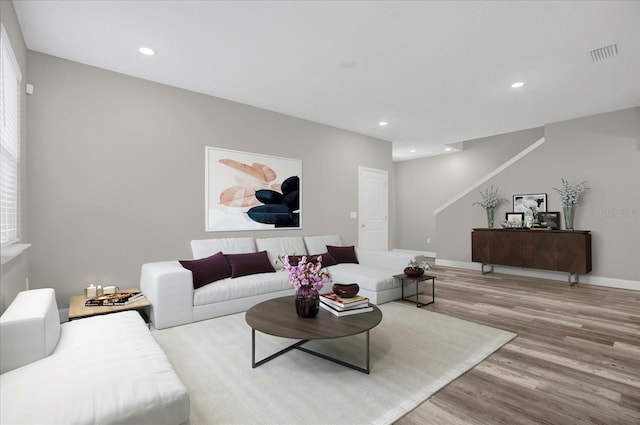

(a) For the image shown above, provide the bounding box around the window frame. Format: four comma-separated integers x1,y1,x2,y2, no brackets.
1,23,23,249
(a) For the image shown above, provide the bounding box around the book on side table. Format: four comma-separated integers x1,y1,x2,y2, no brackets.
85,291,145,307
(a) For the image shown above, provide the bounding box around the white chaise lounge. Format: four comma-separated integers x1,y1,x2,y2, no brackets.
0,288,190,425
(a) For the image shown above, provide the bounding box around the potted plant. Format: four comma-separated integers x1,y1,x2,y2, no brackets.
473,185,508,228
553,178,589,230
404,259,425,277
282,255,331,318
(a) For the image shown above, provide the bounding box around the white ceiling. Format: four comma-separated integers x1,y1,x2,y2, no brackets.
12,0,640,161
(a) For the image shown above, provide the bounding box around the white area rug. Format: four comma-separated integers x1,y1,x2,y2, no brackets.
152,302,516,425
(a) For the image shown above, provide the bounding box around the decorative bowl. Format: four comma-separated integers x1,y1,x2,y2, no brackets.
403,267,425,277
332,283,359,298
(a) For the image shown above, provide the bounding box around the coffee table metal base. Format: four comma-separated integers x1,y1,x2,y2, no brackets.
252,328,371,374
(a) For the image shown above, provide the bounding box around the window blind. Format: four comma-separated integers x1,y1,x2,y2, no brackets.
0,25,22,246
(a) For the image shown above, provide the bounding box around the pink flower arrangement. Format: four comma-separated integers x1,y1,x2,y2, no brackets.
282,255,331,291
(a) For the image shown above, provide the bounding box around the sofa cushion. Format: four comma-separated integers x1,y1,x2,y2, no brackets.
329,264,398,292
304,234,342,255
193,271,291,305
225,251,276,278
191,237,257,259
255,236,307,270
179,251,232,289
327,245,359,264
0,288,61,374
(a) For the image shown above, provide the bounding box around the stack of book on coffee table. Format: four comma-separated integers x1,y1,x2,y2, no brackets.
319,292,373,317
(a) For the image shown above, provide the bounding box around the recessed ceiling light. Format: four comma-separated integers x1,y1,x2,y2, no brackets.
444,147,452,152
139,47,155,56
378,121,388,126
511,81,524,88
409,149,417,153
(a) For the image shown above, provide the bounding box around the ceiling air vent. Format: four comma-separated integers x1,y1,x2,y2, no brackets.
587,43,618,62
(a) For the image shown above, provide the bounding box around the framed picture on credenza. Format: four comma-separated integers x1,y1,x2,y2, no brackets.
538,211,560,230
505,212,524,228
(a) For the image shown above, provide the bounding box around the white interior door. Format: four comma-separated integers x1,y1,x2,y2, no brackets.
358,167,388,250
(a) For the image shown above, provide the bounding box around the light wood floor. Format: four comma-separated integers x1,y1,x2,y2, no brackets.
393,265,640,425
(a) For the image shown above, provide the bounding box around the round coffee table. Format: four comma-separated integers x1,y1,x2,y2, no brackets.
245,295,383,374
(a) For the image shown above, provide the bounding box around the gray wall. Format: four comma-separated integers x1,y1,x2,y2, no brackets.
4,9,638,314
393,127,543,252
26,52,392,309
435,107,640,282
0,0,29,313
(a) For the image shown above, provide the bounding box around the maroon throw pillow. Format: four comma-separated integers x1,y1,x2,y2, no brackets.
179,251,231,289
287,253,337,268
225,251,276,278
285,255,304,266
326,245,359,264
315,252,338,267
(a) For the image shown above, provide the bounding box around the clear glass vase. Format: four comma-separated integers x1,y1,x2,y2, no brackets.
563,204,576,230
486,208,495,228
295,286,320,318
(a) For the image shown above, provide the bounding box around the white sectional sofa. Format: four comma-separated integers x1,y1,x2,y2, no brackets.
141,234,421,329
0,288,190,425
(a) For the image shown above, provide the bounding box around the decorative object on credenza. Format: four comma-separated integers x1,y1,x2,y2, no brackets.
404,259,425,277
563,204,576,231
487,208,495,229
553,178,589,230
513,193,547,226
283,254,331,318
473,185,508,228
505,212,525,228
332,283,359,298
537,211,560,230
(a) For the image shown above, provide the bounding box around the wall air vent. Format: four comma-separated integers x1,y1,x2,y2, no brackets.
587,43,618,62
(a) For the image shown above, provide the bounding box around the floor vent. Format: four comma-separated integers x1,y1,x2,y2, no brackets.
587,43,618,62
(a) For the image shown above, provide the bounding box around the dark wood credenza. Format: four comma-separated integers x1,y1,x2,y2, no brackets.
471,228,592,285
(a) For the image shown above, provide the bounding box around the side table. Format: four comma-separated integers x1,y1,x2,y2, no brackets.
393,274,436,308
68,289,151,327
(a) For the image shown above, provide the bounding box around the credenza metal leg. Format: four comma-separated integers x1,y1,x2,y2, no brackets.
568,273,579,286
481,264,494,274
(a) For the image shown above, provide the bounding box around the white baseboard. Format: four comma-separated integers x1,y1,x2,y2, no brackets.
434,258,640,291
392,249,437,258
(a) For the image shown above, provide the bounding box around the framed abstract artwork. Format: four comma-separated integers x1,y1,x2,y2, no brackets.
205,147,302,231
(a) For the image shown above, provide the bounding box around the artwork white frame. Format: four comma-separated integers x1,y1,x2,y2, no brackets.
205,147,302,231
